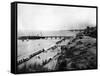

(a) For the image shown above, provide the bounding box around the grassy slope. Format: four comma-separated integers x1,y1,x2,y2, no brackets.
57,27,97,70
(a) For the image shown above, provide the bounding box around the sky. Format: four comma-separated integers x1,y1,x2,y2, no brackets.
18,4,96,31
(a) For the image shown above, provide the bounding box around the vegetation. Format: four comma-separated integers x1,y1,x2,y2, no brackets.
57,26,97,70
76,26,97,38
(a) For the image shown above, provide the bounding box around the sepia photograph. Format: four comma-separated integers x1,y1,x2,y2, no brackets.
16,3,97,73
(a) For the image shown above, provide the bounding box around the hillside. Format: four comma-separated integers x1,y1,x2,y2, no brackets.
56,26,97,70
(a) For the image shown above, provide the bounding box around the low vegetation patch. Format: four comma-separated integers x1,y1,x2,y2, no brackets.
57,26,97,70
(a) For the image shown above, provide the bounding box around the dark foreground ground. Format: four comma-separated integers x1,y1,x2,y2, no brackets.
57,26,97,70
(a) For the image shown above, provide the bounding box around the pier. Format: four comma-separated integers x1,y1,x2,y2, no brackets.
18,36,73,41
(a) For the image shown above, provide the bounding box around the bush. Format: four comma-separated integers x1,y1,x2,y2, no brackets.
84,26,96,38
